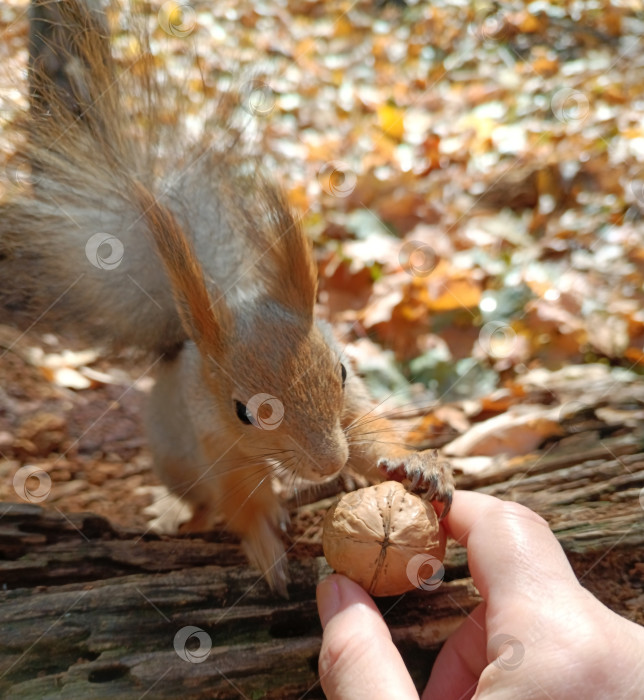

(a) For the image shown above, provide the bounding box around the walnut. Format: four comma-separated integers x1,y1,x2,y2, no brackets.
322,481,446,596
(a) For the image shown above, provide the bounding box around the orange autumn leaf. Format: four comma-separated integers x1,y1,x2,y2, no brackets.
532,56,559,77
624,346,644,364
425,276,482,312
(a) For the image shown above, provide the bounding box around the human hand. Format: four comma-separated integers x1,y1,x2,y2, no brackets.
316,490,644,699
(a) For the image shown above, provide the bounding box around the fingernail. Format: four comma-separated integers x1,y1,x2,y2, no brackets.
317,575,341,628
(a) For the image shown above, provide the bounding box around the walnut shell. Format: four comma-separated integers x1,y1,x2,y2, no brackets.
322,481,446,597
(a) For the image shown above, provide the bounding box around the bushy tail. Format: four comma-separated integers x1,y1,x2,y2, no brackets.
0,0,187,354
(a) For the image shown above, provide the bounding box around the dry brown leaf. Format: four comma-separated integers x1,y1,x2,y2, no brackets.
444,407,565,457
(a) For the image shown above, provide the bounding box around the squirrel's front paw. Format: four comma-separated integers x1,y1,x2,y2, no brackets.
377,449,454,518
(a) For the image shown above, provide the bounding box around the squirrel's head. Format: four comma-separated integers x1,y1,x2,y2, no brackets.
213,302,350,482
142,177,350,482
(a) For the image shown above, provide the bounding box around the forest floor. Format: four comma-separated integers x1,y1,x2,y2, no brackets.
0,0,643,623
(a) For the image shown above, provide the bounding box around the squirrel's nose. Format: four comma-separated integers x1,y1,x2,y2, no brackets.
295,427,349,481
318,450,349,478
311,428,349,479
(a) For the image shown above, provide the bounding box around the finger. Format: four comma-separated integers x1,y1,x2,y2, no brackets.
317,574,419,700
443,490,579,606
422,603,487,700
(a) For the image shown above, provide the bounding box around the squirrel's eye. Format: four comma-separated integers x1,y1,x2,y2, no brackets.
340,363,347,388
235,400,252,425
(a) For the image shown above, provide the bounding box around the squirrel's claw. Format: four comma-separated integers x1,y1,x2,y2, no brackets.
377,449,454,519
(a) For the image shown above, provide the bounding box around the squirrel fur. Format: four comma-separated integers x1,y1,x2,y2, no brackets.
0,0,453,594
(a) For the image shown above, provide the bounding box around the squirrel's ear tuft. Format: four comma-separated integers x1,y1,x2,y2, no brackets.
255,183,318,318
273,209,317,317
133,182,231,355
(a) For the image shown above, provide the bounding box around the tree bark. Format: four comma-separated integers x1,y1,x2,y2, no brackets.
1,432,642,698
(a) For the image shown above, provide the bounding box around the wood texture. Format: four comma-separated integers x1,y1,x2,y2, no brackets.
1,428,642,698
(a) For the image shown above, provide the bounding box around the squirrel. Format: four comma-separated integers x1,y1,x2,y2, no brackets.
0,0,453,595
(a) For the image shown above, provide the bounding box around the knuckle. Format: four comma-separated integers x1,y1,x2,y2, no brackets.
498,500,549,529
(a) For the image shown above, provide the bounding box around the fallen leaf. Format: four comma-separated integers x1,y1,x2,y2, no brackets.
443,406,565,457
377,103,404,142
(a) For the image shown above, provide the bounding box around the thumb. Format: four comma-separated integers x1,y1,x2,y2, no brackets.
317,575,419,700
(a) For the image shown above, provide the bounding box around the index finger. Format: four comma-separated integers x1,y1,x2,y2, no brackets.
443,490,579,605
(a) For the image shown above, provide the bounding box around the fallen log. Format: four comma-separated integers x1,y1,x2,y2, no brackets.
1,430,642,698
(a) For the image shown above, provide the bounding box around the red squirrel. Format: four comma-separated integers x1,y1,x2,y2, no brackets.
0,0,453,594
